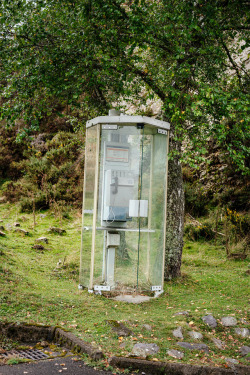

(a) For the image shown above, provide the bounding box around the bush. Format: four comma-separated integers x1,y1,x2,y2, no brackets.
1,181,24,202
185,223,215,241
1,131,84,209
20,192,50,212
225,208,250,237
184,182,210,217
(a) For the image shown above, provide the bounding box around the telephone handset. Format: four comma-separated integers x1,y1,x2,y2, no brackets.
110,176,118,194
102,169,135,223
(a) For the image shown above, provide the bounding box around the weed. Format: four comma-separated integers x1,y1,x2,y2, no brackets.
6,357,30,365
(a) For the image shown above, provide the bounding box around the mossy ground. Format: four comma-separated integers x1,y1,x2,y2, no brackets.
0,202,249,369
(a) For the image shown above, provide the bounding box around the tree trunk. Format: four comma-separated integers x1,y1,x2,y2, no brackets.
164,135,185,280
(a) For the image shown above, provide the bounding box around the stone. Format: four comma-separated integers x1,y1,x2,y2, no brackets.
49,227,66,234
106,320,132,337
0,197,7,204
221,316,237,327
36,237,49,244
173,311,189,316
177,342,209,354
202,315,217,328
32,244,45,251
240,346,250,356
131,343,159,358
235,328,249,338
14,222,21,227
40,214,47,218
39,340,49,347
0,225,5,231
0,231,6,237
240,318,248,324
211,337,225,349
31,134,48,153
15,228,29,235
188,331,203,340
225,358,239,365
173,327,184,339
167,349,184,359
142,324,152,331
54,327,103,360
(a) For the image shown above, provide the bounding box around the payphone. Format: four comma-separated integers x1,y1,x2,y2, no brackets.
80,111,170,295
102,141,136,224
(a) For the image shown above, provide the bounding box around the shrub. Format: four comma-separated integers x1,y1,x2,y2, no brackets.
184,182,210,217
20,192,49,212
1,181,24,202
1,131,84,209
225,208,250,237
185,223,215,241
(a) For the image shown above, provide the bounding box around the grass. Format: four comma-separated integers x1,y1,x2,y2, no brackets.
0,201,249,370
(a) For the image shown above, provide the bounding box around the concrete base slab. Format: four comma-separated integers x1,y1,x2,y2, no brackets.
113,294,151,303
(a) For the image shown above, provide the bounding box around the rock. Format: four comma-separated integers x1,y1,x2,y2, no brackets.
0,225,5,231
119,342,126,348
31,134,48,153
167,349,184,359
142,324,152,331
40,214,47,218
49,227,66,234
235,328,249,338
188,331,203,340
211,337,225,349
202,315,217,328
240,318,248,324
0,197,7,204
14,222,21,227
15,228,29,235
177,342,209,354
173,311,189,316
131,343,159,358
0,231,6,237
0,220,3,222
32,244,45,251
106,320,132,337
36,237,49,244
240,346,250,356
221,316,237,327
173,327,184,339
225,358,239,365
39,341,49,348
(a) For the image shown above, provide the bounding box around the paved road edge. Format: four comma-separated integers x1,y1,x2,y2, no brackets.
1,322,249,374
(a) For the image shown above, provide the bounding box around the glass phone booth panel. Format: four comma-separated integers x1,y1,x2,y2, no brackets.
79,126,98,287
80,115,169,295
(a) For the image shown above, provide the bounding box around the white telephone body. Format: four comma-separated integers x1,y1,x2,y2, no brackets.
102,140,137,225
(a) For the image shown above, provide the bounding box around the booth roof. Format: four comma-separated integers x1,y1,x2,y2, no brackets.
86,115,170,130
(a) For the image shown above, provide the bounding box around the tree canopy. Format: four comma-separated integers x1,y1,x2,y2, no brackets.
0,0,249,173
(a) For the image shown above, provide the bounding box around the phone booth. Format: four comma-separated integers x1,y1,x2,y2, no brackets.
80,110,170,295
